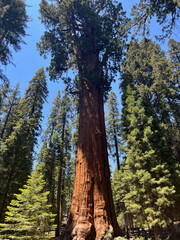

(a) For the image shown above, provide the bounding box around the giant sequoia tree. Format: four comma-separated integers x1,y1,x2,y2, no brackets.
38,0,127,238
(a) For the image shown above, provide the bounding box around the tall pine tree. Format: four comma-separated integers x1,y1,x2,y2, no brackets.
0,83,21,142
116,86,176,239
115,38,180,239
0,0,28,81
0,67,48,222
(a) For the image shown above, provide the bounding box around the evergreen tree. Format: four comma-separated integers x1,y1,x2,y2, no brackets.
64,122,75,216
0,83,21,142
38,0,127,237
106,91,121,170
0,0,28,82
37,90,62,211
168,39,180,67
0,83,21,221
131,0,180,39
121,39,180,162
0,67,48,221
38,90,73,236
0,0,28,66
0,164,56,240
114,86,175,239
116,38,180,239
71,92,80,158
0,78,9,113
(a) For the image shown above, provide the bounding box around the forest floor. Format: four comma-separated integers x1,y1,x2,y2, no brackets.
52,223,180,240
115,227,180,240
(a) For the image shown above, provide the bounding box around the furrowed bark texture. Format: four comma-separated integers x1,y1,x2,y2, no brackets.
61,79,121,240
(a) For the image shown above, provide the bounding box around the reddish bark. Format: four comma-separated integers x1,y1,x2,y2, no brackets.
154,225,161,240
61,79,121,239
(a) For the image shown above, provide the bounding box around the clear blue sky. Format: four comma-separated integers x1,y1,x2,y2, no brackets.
2,0,180,157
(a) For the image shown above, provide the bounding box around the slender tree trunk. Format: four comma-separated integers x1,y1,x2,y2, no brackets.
113,123,120,170
56,114,66,237
60,171,65,226
61,79,121,239
56,163,63,237
48,141,56,212
154,224,161,240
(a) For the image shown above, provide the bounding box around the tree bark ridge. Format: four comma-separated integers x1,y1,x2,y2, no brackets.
61,78,121,239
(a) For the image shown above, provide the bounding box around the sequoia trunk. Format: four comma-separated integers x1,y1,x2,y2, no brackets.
61,79,121,239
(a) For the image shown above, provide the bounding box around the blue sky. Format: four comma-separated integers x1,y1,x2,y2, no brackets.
1,0,180,158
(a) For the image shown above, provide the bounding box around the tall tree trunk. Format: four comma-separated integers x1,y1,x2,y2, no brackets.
113,122,120,170
56,114,66,237
56,163,62,237
60,171,65,227
61,79,121,239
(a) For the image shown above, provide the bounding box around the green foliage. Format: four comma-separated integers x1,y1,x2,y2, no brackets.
0,83,20,141
38,0,128,95
106,91,121,170
37,89,74,235
121,39,180,158
0,76,10,121
71,92,79,157
102,229,113,239
131,0,180,39
114,238,128,240
0,0,28,82
0,164,56,239
113,38,180,231
122,88,175,228
38,90,73,208
114,237,127,240
0,0,28,66
0,67,48,222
